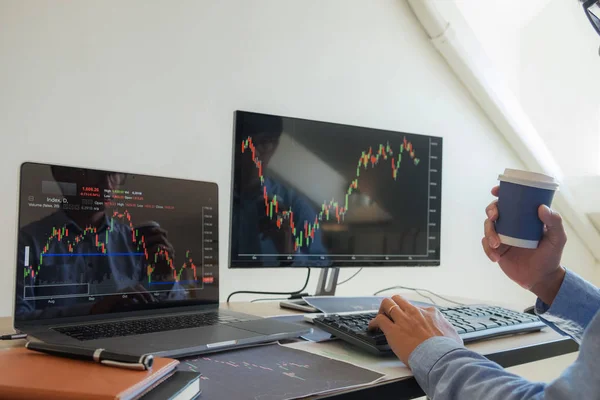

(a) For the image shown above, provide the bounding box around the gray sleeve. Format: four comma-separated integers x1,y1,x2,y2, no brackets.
409,310,600,400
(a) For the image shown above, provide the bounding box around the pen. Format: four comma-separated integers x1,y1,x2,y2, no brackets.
0,333,27,340
25,342,154,371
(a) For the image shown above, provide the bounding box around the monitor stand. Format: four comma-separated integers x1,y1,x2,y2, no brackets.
279,268,340,313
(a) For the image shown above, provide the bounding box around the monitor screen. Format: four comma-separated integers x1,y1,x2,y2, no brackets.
229,111,442,268
15,163,219,321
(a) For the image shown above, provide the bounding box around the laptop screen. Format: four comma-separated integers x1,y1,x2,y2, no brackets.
15,163,219,321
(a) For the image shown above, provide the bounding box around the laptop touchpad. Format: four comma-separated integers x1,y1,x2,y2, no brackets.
230,319,307,335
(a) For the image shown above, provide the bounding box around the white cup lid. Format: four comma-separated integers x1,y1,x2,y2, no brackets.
498,169,559,191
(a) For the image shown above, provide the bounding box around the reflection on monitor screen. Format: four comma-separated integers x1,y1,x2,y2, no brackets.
15,163,219,321
229,111,442,268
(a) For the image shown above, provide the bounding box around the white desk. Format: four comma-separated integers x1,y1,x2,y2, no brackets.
0,296,579,399
225,297,578,399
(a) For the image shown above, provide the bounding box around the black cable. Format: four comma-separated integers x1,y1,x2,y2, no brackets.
337,268,363,286
226,268,311,303
374,285,466,306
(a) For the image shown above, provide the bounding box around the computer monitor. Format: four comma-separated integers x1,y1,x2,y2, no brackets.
229,111,442,293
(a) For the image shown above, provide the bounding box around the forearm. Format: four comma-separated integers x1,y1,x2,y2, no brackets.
410,309,600,400
409,337,546,400
534,269,600,342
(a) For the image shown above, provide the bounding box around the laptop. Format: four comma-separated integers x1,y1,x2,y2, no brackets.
13,162,309,357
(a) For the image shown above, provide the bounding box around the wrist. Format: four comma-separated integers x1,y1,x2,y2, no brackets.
530,266,566,306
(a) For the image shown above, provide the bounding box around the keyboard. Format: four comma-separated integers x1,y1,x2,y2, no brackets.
313,305,545,355
54,312,250,341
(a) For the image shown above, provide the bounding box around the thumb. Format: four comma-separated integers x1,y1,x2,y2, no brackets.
538,205,567,246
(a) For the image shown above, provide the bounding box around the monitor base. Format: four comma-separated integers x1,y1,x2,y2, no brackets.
279,267,341,313
279,299,320,313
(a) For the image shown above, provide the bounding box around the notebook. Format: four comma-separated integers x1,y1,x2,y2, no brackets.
0,347,178,400
141,371,201,400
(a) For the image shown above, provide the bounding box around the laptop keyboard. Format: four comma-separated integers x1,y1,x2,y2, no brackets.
54,312,251,341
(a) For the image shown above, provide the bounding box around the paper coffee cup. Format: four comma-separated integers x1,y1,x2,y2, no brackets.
495,169,559,249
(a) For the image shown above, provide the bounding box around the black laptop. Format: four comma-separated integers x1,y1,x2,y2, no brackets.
13,162,309,357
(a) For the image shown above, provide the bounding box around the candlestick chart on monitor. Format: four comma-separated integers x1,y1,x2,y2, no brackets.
241,136,421,252
230,111,443,268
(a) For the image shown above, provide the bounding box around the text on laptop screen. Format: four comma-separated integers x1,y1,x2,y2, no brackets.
15,163,219,321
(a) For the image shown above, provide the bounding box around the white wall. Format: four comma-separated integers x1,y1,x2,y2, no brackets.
451,0,600,178
453,0,554,98
519,0,600,177
0,0,596,318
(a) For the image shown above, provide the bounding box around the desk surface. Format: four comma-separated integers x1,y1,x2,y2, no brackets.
226,299,572,361
228,299,577,385
0,297,579,400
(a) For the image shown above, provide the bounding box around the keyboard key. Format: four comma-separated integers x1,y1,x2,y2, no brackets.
55,311,232,341
490,318,508,326
469,323,486,331
482,321,500,328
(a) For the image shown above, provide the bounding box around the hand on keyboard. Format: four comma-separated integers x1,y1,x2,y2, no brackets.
368,295,462,366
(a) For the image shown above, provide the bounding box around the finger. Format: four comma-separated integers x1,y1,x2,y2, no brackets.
484,218,501,249
419,306,434,320
482,237,511,262
491,186,499,197
481,237,501,262
538,205,567,247
485,201,499,221
377,299,389,315
432,310,462,341
387,305,403,322
538,205,562,228
368,313,395,332
380,298,402,320
391,295,418,315
134,284,153,303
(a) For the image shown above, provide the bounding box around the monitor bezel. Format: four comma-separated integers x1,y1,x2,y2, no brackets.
228,111,442,269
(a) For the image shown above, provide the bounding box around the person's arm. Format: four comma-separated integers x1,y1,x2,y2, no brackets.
366,186,600,399
369,294,600,400
534,268,600,343
482,187,600,340
409,308,600,400
406,267,600,399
